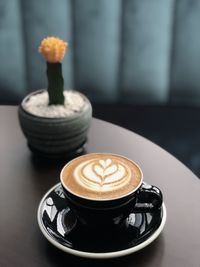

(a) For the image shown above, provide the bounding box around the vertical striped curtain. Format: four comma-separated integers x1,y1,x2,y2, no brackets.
1,0,200,105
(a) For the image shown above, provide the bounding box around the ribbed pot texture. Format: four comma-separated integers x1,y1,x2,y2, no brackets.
18,90,92,156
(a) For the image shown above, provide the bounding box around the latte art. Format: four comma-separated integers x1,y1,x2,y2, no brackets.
74,158,131,192
61,153,142,200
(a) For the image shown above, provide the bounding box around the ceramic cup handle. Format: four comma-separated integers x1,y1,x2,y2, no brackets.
133,182,163,213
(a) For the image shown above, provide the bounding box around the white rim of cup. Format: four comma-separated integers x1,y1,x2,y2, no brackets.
60,152,144,201
37,183,167,259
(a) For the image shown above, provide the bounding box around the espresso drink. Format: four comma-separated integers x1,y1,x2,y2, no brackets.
61,153,142,200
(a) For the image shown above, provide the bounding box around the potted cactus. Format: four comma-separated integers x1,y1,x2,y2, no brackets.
18,37,92,158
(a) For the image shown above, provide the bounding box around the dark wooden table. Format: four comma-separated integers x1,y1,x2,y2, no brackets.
1,106,200,267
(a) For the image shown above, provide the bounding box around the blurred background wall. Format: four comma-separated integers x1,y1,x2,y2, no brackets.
1,0,200,178
1,0,200,105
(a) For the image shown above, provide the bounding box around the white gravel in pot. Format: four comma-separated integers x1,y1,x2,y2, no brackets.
23,90,86,118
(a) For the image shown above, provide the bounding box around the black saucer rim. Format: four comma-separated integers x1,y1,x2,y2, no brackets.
37,183,167,259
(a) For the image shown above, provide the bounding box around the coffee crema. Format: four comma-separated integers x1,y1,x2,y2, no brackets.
61,153,142,200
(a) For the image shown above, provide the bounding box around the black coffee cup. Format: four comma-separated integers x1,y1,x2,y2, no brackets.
60,154,163,228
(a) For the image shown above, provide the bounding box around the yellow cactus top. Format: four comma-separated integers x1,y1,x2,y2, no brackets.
39,37,68,63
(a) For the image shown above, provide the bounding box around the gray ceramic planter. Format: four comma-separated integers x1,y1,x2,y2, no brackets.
18,89,92,157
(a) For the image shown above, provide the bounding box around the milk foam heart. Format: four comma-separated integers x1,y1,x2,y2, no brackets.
61,153,142,200
74,159,128,190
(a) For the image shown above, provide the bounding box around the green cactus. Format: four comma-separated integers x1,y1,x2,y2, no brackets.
46,62,64,105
